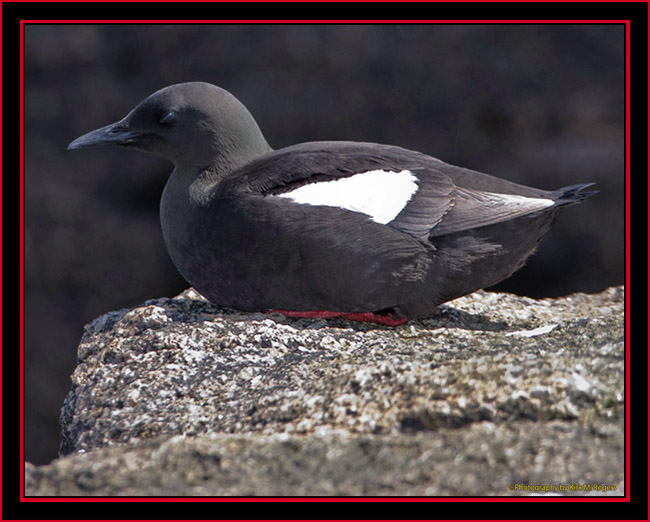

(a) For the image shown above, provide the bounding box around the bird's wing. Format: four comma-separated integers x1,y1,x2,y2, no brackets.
219,141,557,241
218,141,455,240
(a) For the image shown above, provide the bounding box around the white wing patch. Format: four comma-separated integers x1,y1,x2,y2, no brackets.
275,169,419,224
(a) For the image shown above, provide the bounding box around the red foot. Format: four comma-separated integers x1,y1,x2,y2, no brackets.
269,310,408,326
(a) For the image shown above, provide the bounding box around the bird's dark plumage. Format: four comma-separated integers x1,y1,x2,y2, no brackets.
68,82,595,323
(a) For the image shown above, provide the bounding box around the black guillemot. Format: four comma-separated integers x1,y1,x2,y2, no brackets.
68,82,596,326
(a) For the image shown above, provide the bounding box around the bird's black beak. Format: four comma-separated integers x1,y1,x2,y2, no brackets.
68,120,143,151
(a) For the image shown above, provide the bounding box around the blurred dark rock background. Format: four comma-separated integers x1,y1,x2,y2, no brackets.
24,24,624,465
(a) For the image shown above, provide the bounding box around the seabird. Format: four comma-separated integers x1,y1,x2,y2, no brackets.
68,82,596,325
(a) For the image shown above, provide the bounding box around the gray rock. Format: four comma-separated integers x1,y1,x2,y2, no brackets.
27,286,625,496
26,422,622,497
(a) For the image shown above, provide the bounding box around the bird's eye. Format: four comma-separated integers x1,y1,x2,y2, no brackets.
159,110,176,125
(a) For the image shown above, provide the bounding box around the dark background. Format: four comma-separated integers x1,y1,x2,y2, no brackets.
23,23,624,466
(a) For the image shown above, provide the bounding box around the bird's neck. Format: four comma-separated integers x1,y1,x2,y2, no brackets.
171,141,273,206
160,136,273,262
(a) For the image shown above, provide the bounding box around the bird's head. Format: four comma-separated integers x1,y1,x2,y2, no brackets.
68,82,271,171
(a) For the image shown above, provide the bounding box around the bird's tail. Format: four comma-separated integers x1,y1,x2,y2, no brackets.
551,183,598,206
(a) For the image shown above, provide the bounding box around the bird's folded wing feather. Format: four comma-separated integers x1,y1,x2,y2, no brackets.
426,186,555,237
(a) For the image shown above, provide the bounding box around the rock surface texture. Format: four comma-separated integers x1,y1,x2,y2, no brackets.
26,286,625,496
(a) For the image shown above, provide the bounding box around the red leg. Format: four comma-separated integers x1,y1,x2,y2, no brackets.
338,311,408,326
269,309,407,326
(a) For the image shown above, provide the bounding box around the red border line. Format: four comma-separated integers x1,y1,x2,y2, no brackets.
20,18,631,23
19,19,630,504
18,17,24,505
